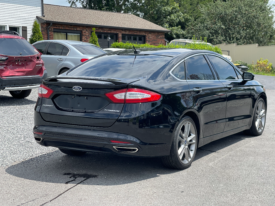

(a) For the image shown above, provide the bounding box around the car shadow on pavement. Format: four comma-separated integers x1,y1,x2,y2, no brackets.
0,94,36,106
5,133,250,186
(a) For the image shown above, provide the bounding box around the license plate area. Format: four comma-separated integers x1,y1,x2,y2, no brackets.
53,94,109,113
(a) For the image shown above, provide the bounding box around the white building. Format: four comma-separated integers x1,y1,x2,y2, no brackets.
0,0,43,40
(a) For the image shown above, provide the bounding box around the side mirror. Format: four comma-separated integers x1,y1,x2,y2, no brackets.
242,72,254,81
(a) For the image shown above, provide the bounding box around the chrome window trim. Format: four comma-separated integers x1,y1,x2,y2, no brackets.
169,52,239,82
169,53,217,82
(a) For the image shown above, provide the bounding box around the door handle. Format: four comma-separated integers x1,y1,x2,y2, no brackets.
57,58,63,61
226,85,233,89
193,87,202,93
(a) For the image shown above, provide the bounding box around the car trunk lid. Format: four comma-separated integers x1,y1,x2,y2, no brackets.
0,54,43,78
39,77,139,127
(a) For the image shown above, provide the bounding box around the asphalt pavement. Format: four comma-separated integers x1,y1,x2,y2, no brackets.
0,76,274,206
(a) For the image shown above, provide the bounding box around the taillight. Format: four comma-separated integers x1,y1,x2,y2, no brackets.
105,88,161,104
38,84,53,98
80,58,89,62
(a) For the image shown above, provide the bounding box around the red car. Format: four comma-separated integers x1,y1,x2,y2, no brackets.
0,31,46,98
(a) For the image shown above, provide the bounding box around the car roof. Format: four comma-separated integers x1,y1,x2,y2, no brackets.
34,40,94,46
0,34,23,39
115,48,217,58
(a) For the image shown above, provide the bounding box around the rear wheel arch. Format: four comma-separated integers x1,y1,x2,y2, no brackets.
171,110,201,147
58,67,70,75
183,111,201,146
259,92,267,109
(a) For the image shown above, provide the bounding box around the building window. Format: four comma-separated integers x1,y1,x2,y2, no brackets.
122,34,145,44
53,29,81,41
9,26,20,33
0,26,6,31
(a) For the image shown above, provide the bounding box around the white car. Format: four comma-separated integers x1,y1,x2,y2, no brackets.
170,39,232,62
103,48,125,53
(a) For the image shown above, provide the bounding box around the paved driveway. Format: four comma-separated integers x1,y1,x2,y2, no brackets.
0,76,274,206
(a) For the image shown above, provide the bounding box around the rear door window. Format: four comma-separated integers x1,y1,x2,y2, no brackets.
62,46,69,55
33,42,48,54
72,44,106,55
47,43,65,55
208,55,238,80
0,38,38,56
185,55,215,80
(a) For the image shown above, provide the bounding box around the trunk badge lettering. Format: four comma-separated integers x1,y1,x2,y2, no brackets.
72,86,82,92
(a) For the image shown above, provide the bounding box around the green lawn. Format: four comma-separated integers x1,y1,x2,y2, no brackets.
248,70,275,76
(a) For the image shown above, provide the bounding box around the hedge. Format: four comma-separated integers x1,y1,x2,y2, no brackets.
110,42,222,54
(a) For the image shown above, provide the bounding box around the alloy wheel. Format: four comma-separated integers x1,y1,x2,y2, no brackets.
255,101,266,133
178,121,196,164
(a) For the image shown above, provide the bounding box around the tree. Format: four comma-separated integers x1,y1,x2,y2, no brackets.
29,21,43,44
127,0,191,41
175,0,212,20
68,0,129,12
186,0,275,46
89,28,100,47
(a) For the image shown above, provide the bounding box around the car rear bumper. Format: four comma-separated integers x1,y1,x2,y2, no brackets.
33,125,170,157
0,71,47,90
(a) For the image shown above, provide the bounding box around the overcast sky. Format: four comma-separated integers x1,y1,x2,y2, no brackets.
44,0,73,6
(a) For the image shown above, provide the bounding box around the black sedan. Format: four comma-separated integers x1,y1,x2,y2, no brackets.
34,49,267,170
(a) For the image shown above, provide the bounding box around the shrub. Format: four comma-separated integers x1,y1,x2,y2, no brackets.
29,21,43,44
111,42,222,54
89,28,100,47
253,58,273,73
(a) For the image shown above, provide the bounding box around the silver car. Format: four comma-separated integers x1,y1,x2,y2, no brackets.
33,40,106,77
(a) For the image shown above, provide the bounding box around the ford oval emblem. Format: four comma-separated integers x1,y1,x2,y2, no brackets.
72,86,82,92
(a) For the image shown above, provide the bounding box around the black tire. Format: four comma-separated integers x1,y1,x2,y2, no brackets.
59,148,86,156
9,89,31,99
59,68,69,75
162,116,198,170
246,98,266,136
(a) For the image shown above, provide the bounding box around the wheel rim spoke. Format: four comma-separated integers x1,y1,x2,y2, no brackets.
178,145,185,159
184,147,191,161
187,133,195,142
179,131,184,140
260,110,265,118
255,119,260,130
258,102,263,113
184,123,190,139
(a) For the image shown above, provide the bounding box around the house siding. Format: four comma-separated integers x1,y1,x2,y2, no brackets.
0,0,42,41
41,23,166,46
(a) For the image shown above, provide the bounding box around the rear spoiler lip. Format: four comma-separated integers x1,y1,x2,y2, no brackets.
44,76,141,85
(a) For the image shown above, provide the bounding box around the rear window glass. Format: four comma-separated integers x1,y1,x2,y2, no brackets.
0,38,38,56
73,44,106,55
67,55,172,79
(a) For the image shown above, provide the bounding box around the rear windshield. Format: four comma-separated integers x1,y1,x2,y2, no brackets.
67,55,172,79
0,38,38,56
72,44,106,55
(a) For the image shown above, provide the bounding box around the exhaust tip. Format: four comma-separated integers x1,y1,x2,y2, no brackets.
113,146,138,153
35,137,43,143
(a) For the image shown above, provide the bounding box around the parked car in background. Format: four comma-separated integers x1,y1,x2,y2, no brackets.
104,48,125,53
170,39,233,62
34,49,267,170
0,31,46,99
33,40,106,77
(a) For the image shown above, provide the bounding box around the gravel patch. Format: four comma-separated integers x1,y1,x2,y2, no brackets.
0,89,56,167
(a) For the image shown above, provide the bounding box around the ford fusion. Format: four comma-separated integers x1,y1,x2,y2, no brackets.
33,49,267,169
